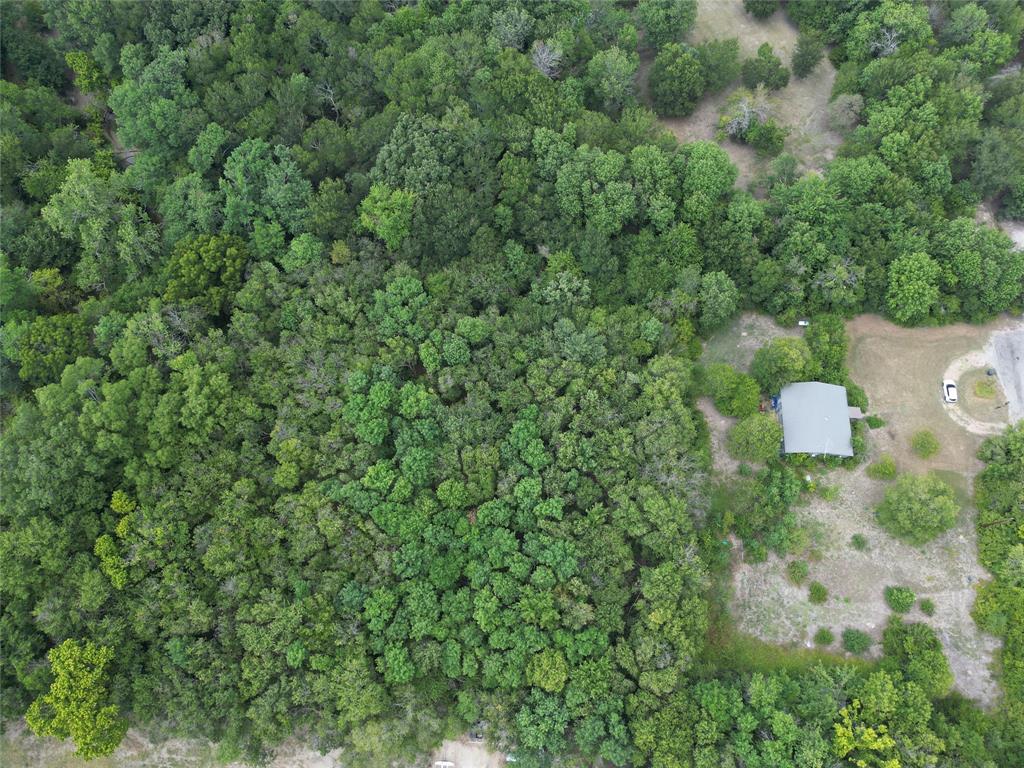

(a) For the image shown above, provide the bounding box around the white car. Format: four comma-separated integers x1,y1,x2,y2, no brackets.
942,379,958,404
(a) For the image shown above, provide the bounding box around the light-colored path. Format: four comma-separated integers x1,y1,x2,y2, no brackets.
943,350,1012,436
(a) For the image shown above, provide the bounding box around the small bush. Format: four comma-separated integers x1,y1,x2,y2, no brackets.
867,454,897,481
842,628,872,654
884,585,916,614
808,581,828,604
813,627,834,646
743,0,779,19
741,43,789,91
745,119,787,158
919,598,935,616
786,560,809,585
850,533,869,551
792,29,824,78
865,414,885,429
911,430,940,459
819,484,840,502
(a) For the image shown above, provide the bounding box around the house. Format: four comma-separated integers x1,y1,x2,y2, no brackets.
777,382,854,457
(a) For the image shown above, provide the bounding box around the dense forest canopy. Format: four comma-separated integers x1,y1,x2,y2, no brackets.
1,0,1023,766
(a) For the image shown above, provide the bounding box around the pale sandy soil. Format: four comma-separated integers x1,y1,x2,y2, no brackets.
696,396,741,474
729,314,1021,708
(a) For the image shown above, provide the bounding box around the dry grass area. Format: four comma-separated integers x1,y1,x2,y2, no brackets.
640,0,843,187
728,314,1020,708
0,727,511,768
0,725,344,768
700,310,801,371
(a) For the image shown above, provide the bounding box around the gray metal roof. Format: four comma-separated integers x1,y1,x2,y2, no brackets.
778,382,853,457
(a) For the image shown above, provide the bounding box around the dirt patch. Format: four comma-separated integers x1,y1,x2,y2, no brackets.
432,737,507,768
700,310,802,372
640,0,843,187
729,314,1020,708
696,397,741,474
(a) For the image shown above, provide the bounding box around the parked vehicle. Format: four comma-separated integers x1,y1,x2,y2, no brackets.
942,380,958,403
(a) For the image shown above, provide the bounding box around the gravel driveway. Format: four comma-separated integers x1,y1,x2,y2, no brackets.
989,325,1024,423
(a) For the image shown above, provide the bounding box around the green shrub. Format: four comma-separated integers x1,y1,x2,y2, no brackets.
865,414,885,429
850,533,869,551
819,484,840,502
919,598,935,616
876,474,959,545
911,429,940,458
786,560,809,585
813,627,834,646
745,119,787,158
867,454,896,480
808,581,828,604
842,628,872,654
884,585,916,614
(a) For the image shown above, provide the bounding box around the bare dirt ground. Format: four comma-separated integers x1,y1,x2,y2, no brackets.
0,726,508,768
639,0,843,188
700,310,802,371
431,737,506,768
728,314,1021,708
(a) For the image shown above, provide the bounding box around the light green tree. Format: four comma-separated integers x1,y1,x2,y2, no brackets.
27,640,127,760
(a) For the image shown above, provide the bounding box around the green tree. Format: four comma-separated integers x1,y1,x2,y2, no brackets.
694,38,741,93
876,474,959,545
637,0,698,49
163,234,248,313
751,337,819,394
586,47,638,114
649,43,705,117
792,29,825,78
358,184,415,252
698,271,739,332
881,619,953,697
26,640,127,760
886,252,940,325
728,413,783,462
